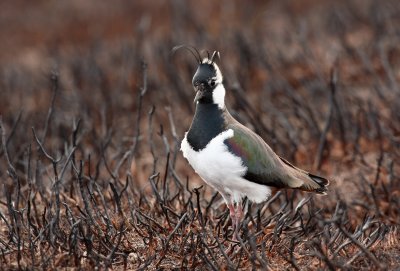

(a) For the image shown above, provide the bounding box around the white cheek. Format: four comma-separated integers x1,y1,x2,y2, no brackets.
212,84,225,109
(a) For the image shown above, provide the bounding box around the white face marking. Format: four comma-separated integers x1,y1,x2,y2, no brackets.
181,129,271,204
201,58,225,109
212,83,225,109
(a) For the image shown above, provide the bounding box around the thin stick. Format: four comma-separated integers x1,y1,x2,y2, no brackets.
42,71,59,144
314,66,337,170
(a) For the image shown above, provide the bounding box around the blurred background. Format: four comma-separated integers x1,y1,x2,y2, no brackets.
0,0,399,269
1,0,399,188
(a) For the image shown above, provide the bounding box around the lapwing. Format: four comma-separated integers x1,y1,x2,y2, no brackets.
180,49,329,240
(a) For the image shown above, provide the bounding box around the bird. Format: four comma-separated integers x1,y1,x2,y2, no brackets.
179,48,329,240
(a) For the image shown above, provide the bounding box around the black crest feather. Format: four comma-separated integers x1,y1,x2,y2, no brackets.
172,45,202,64
210,51,220,63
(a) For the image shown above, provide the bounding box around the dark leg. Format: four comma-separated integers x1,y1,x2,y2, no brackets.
233,202,243,241
224,202,237,255
225,202,244,255
227,202,237,238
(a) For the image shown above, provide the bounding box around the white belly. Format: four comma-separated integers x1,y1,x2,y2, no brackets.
181,129,271,203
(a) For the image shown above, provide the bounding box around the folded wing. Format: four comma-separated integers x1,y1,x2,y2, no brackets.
224,122,329,194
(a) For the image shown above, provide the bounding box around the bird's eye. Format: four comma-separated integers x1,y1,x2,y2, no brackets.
210,80,216,87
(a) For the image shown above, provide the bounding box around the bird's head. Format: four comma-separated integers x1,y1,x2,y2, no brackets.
192,51,225,108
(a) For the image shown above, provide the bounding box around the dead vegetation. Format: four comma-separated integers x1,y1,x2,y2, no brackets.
0,0,399,270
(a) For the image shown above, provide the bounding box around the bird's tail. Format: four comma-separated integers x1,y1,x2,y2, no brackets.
305,173,329,194
279,156,330,194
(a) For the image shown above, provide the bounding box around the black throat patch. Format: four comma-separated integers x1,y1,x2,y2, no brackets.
186,103,225,152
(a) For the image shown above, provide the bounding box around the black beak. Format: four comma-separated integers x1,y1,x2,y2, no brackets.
194,90,202,103
193,83,205,103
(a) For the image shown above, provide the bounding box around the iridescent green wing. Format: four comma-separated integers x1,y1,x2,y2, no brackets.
224,123,289,188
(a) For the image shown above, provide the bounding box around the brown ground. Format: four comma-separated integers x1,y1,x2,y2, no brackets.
0,0,399,270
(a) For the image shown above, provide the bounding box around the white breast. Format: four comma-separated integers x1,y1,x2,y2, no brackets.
181,129,271,204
